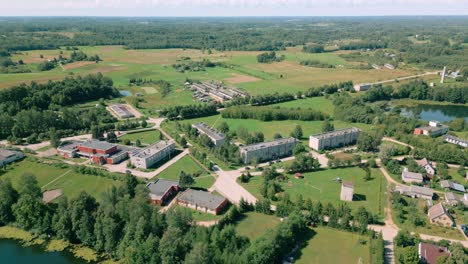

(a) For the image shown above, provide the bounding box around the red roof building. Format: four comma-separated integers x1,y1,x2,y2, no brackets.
418,242,450,264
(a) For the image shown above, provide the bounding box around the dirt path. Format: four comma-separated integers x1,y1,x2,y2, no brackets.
41,170,71,190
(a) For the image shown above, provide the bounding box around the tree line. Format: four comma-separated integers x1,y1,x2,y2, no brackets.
221,105,328,122
160,104,218,119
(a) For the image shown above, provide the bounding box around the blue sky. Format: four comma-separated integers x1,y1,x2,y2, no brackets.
2,0,468,16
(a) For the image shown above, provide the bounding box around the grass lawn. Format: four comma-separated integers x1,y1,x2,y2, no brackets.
1,158,121,200
119,130,162,145
190,209,225,222
235,212,281,240
154,155,215,190
294,227,370,264
241,167,386,216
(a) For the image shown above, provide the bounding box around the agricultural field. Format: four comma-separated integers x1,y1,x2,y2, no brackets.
3,45,422,112
235,212,281,240
294,227,370,264
153,155,215,190
118,130,163,145
241,167,386,216
0,158,121,200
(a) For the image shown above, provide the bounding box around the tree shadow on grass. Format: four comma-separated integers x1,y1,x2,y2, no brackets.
291,228,317,262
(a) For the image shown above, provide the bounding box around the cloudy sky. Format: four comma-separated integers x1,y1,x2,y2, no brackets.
1,0,467,16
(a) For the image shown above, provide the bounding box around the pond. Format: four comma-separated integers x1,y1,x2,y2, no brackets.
0,239,84,264
397,104,468,122
119,90,132,96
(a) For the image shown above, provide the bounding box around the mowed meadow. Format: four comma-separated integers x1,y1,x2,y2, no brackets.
4,45,421,101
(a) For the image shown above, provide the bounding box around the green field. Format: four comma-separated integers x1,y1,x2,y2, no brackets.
3,46,420,112
119,130,162,145
163,114,373,143
190,209,225,222
235,212,281,240
294,227,370,264
1,158,121,200
241,167,386,216
154,155,215,189
271,97,335,115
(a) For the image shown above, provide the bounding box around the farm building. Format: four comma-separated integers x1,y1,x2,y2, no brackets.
130,140,175,169
353,83,371,92
415,158,435,176
147,179,179,205
57,140,134,164
427,203,454,227
395,185,434,200
192,122,226,147
109,104,135,119
239,137,297,164
444,135,468,148
401,167,424,183
414,121,449,137
0,149,24,167
440,180,466,193
177,189,228,215
418,242,450,264
340,181,354,201
309,127,360,151
444,192,461,206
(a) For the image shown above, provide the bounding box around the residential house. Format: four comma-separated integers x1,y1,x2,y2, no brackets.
416,158,435,177
444,135,468,148
428,203,454,227
401,167,424,183
177,189,228,215
147,179,179,205
440,180,466,193
396,185,434,200
444,192,460,206
418,242,450,264
340,181,354,201
0,149,24,167
353,83,371,92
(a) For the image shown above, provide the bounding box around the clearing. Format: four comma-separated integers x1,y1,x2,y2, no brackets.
235,212,281,240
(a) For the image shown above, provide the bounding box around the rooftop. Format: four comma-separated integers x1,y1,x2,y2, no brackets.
444,135,468,145
428,203,449,220
0,149,22,160
110,104,134,118
240,137,297,152
80,140,116,152
132,140,175,159
418,242,450,264
396,185,434,197
402,168,423,180
342,181,354,189
192,122,225,141
178,189,226,211
440,180,466,193
310,127,360,140
147,179,179,200
445,192,459,202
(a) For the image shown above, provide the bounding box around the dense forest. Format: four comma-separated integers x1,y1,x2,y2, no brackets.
0,74,119,140
0,17,467,68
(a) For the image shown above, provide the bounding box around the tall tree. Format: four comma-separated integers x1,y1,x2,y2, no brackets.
0,179,19,225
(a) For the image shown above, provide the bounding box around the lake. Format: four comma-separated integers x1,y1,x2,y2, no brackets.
0,239,84,264
119,90,132,96
398,104,468,122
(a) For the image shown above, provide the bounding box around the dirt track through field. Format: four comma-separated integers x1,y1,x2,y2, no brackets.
41,170,71,190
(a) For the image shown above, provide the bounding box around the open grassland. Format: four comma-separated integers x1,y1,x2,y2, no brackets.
294,227,370,264
1,158,121,200
271,97,335,115
3,46,421,100
119,130,162,145
153,155,215,189
241,167,386,216
235,212,281,240
163,114,373,143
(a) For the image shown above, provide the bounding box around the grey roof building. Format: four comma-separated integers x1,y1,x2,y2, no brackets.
445,192,460,206
240,137,297,164
440,180,466,193
109,104,135,119
340,181,354,201
192,122,226,146
396,185,434,200
177,189,228,215
444,135,468,148
130,140,175,169
401,167,424,183
309,127,360,151
147,179,179,205
0,149,24,166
